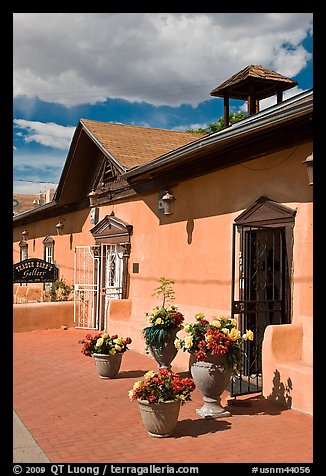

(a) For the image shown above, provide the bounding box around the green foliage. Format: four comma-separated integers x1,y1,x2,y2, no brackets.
142,326,170,351
186,111,247,134
152,277,175,307
143,278,184,352
47,277,73,302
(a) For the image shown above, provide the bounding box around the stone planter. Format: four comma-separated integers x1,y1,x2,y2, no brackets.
137,399,181,437
190,353,232,418
148,327,179,371
93,352,123,379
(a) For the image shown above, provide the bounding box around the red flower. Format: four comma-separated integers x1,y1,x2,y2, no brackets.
125,337,132,344
195,350,206,361
198,319,209,327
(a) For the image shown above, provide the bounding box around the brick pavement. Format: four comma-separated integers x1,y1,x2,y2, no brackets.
13,328,313,464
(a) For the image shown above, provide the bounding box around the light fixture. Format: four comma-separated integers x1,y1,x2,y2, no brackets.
303,154,313,186
161,191,176,215
56,220,64,235
21,229,28,241
88,190,97,207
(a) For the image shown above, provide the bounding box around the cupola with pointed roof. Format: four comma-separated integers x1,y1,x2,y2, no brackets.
210,64,298,127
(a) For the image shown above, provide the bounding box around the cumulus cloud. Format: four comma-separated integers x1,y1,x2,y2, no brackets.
13,119,75,149
13,13,313,107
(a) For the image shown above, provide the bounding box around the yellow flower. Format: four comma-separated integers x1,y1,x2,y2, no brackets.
243,330,254,341
174,338,181,349
167,305,176,312
102,333,109,339
109,348,116,355
184,324,192,333
229,327,241,341
155,317,163,325
221,328,229,335
195,313,205,321
115,344,122,352
144,370,156,380
114,337,124,345
96,337,104,347
230,319,237,327
184,335,193,349
152,308,159,316
211,319,221,328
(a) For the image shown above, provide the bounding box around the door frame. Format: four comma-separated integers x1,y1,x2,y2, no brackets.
230,196,296,397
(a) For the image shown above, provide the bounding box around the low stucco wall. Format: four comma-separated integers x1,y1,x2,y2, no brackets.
262,322,313,415
13,301,74,333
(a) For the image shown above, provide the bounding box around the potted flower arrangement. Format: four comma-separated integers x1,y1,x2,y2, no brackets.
81,332,132,379
129,368,195,437
174,313,254,418
142,278,184,370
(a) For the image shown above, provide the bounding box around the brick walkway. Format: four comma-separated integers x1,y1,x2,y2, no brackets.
13,328,313,464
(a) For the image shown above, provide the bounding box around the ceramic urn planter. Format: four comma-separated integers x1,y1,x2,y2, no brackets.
93,352,123,379
137,399,181,437
190,353,232,418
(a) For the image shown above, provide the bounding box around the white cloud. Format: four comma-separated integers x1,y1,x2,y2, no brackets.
13,13,313,107
13,119,75,149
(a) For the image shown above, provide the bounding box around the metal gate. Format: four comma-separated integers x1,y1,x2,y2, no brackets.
99,244,124,330
74,244,124,330
74,246,100,329
231,225,288,397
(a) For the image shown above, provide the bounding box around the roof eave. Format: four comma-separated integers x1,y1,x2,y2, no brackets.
122,89,313,182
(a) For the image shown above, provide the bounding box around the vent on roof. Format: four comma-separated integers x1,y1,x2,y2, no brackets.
210,65,298,128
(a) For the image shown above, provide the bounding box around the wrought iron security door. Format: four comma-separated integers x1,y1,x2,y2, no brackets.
231,225,289,397
74,244,124,330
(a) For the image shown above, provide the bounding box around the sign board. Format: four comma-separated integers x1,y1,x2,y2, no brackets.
13,258,59,283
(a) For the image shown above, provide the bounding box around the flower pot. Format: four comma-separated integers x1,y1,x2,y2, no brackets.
137,399,181,437
190,353,232,418
148,327,179,371
93,352,123,379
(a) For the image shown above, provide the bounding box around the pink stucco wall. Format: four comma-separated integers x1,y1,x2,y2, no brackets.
13,143,313,412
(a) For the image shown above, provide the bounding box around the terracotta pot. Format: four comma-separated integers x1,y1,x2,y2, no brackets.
148,327,179,371
137,399,181,437
190,353,232,418
93,352,123,379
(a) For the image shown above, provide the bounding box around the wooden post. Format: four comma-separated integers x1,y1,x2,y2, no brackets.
224,95,229,128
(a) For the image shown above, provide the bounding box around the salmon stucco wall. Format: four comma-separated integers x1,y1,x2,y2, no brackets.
13,143,313,381
14,301,74,333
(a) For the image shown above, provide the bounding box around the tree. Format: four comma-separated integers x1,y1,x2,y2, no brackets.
187,111,247,134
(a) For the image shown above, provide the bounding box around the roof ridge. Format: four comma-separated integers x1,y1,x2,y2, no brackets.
80,118,205,136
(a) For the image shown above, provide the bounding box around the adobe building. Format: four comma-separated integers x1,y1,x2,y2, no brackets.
13,65,313,414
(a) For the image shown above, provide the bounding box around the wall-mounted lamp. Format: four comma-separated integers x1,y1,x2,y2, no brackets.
303,153,313,186
88,190,97,207
161,191,176,215
21,229,28,241
56,220,64,235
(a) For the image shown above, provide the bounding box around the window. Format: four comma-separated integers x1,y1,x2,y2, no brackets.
19,241,28,261
43,236,55,290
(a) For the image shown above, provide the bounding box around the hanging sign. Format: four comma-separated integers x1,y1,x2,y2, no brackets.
13,258,59,283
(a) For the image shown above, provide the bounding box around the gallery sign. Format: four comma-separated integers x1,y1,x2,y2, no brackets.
13,258,59,283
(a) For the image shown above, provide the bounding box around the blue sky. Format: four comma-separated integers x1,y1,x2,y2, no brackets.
13,13,313,194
